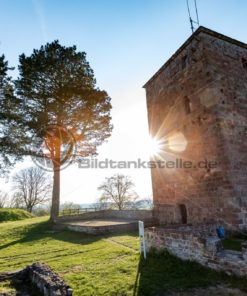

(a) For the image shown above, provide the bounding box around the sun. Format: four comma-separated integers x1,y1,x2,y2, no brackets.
147,136,163,156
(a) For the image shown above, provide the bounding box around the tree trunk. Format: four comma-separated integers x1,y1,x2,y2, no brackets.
50,165,60,222
27,206,32,213
50,141,61,223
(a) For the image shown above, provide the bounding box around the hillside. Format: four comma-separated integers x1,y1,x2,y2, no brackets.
0,208,33,222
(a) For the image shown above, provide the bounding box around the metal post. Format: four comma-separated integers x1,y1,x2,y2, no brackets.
138,221,147,259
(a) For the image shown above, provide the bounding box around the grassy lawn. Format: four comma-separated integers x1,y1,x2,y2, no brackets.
0,217,247,295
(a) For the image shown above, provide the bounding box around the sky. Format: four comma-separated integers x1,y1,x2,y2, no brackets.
0,0,247,204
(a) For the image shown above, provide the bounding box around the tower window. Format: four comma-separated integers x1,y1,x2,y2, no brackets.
184,96,192,114
182,55,188,69
242,58,247,69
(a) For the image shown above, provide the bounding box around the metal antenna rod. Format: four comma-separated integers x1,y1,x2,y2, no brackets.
186,0,194,33
186,0,200,34
194,0,200,26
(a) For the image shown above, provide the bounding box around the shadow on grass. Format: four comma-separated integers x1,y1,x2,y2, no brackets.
0,220,106,251
0,274,43,296
133,250,247,296
0,219,139,251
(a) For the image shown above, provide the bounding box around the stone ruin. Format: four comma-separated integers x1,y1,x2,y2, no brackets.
0,263,72,296
143,26,247,276
145,223,247,277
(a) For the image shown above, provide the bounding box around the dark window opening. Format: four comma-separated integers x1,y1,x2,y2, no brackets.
184,96,192,114
242,58,247,69
182,55,188,69
179,204,188,224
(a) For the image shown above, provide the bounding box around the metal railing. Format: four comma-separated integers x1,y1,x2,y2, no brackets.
59,207,98,216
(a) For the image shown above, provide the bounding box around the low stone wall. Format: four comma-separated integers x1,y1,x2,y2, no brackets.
56,210,105,222
145,225,247,277
104,209,154,221
27,263,72,296
65,221,139,235
56,209,155,223
0,263,72,296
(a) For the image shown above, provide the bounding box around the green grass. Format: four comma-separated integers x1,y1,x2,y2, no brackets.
0,208,33,222
0,217,247,295
222,238,242,251
0,280,16,295
222,231,247,251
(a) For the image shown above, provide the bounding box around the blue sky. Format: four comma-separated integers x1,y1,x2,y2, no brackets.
1,0,247,203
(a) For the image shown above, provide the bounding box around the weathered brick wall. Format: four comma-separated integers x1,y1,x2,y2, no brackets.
144,27,247,228
145,226,247,277
202,32,247,228
153,204,181,224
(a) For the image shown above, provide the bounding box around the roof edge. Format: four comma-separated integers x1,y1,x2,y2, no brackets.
143,26,247,88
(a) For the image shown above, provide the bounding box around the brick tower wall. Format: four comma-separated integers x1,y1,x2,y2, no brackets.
145,29,247,228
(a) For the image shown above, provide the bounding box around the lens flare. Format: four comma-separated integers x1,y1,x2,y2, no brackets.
147,136,163,156
168,132,187,152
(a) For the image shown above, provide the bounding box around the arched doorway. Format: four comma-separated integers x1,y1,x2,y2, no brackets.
179,204,188,224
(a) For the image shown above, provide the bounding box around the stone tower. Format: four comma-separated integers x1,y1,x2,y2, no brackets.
144,27,247,229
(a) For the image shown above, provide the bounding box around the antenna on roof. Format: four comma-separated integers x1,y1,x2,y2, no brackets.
186,0,200,33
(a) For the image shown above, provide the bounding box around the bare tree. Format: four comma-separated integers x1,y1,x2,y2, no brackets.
98,174,138,210
9,192,25,209
0,191,8,208
12,167,52,213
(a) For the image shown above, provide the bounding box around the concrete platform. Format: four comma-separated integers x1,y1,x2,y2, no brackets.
54,218,139,234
